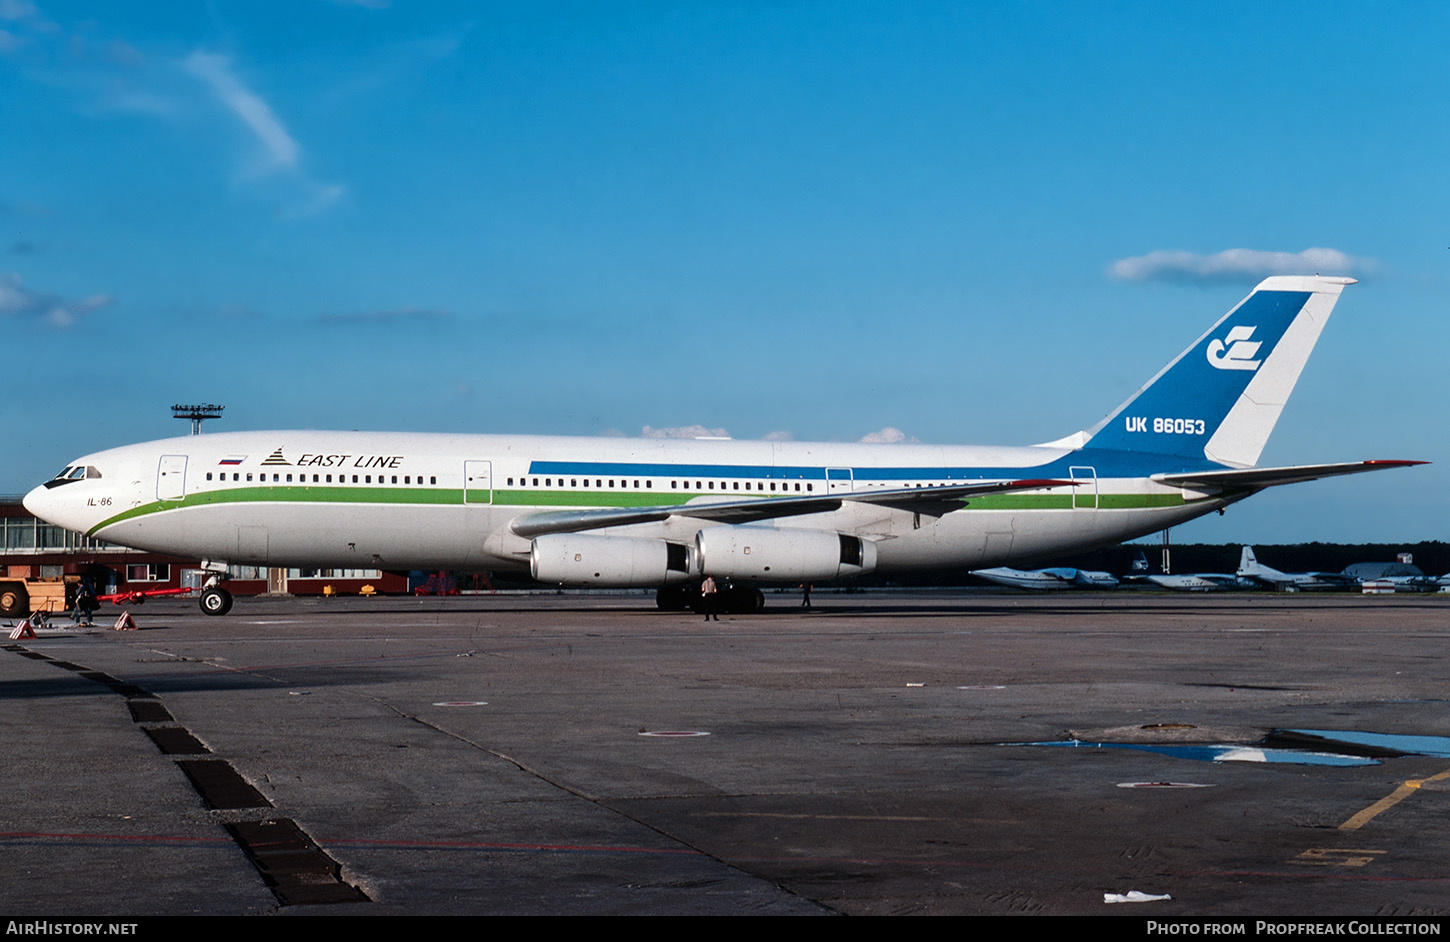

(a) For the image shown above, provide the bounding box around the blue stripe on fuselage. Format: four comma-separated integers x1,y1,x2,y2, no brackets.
529,448,1227,484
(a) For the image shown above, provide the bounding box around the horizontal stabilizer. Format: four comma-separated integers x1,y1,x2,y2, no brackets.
509,478,1073,538
1154,459,1427,492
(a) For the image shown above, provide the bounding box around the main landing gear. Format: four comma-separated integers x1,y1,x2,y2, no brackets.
656,583,766,614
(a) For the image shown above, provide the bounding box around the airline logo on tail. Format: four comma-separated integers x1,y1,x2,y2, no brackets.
1206,326,1263,371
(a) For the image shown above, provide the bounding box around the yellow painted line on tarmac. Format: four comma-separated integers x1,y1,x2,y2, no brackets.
1338,766,1450,831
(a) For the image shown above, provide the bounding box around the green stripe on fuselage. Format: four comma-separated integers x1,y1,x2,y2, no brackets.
90,485,1194,537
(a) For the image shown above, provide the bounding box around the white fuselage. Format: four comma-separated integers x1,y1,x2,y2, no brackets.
23,429,1229,579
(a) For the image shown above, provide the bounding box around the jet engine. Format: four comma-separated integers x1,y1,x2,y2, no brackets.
695,526,876,582
530,533,693,587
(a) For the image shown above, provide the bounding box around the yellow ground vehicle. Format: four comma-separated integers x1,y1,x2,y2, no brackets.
0,575,77,618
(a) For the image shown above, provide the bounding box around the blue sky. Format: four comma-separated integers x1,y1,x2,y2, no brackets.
3,1,1445,544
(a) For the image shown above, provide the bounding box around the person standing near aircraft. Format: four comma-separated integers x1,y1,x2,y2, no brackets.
701,576,720,621
72,579,97,626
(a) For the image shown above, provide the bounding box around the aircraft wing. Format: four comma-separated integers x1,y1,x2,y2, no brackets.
1153,460,1427,492
508,478,1071,539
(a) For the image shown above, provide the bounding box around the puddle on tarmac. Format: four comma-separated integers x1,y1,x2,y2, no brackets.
1269,729,1450,759
1008,729,1450,768
1014,740,1378,766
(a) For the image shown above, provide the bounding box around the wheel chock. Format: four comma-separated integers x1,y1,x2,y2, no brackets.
8,618,37,639
113,611,138,631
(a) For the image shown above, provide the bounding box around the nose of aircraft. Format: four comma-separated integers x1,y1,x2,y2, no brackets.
22,474,89,533
22,480,59,525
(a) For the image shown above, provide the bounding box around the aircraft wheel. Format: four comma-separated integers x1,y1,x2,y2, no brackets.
723,587,760,614
199,586,233,616
0,583,27,618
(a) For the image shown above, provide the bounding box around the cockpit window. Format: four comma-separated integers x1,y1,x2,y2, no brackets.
50,465,100,481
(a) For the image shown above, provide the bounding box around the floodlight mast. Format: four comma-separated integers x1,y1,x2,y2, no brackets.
172,403,225,436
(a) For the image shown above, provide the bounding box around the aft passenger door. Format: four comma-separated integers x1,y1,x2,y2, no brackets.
1069,466,1098,509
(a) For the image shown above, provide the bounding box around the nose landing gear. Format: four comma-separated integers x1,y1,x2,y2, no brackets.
199,585,233,616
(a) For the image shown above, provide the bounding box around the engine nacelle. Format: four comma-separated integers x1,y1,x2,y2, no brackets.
530,534,693,587
695,526,877,582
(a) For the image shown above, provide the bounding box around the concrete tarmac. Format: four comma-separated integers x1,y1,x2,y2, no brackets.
3,591,1449,917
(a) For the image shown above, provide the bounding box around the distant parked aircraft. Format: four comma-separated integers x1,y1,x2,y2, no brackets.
1236,546,1357,591
1141,571,1253,592
971,566,1119,590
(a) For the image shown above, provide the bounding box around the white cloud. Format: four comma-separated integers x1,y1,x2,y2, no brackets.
182,50,345,214
1108,247,1370,285
763,430,794,441
316,306,451,325
641,425,732,439
859,427,918,444
183,51,298,170
0,271,111,328
0,0,39,19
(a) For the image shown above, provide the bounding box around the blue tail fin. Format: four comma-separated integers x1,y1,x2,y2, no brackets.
1081,276,1354,467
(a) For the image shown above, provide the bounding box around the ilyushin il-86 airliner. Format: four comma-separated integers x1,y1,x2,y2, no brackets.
24,275,1425,616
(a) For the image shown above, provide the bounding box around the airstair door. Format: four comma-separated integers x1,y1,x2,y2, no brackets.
157,455,188,501
465,461,493,504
